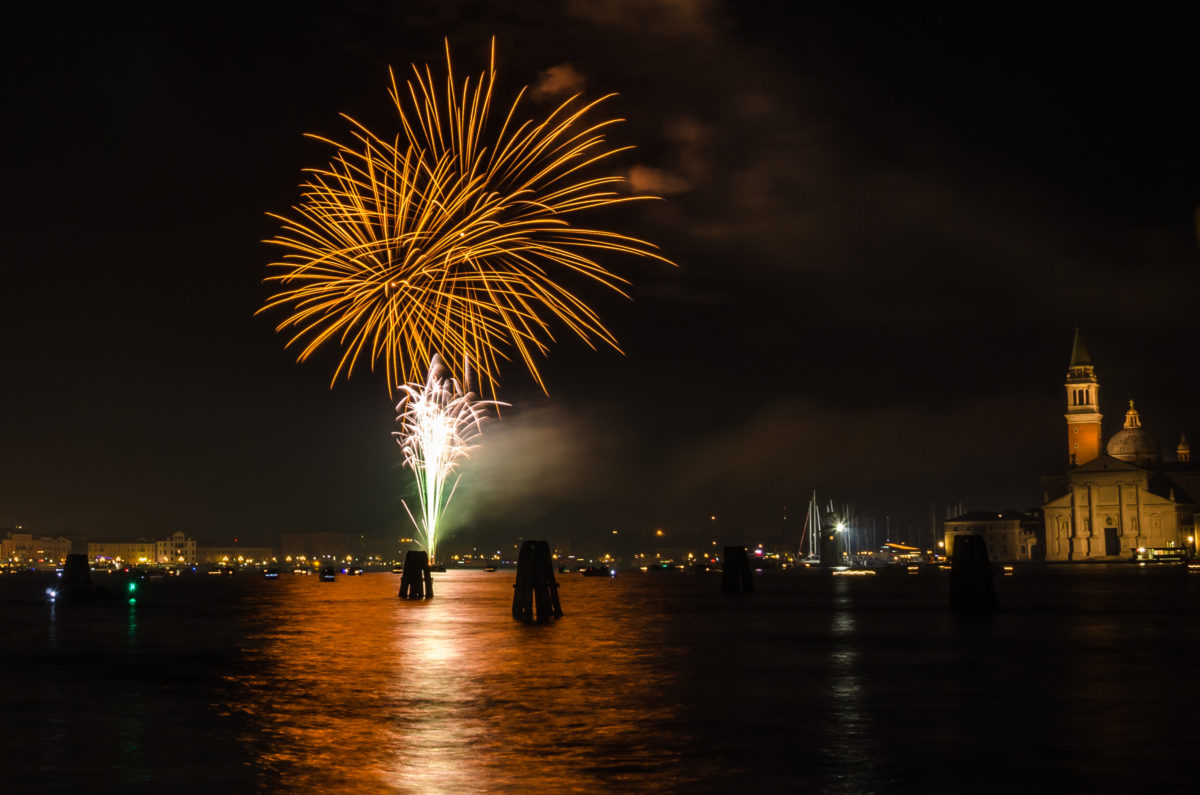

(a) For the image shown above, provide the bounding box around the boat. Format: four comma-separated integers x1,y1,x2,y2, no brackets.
319,566,337,581
1134,547,1188,564
796,491,821,565
263,567,281,579
581,565,614,577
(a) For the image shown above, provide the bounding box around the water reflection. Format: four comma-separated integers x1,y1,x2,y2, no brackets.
383,591,489,790
228,572,685,791
11,565,1200,790
117,600,148,786
821,575,877,791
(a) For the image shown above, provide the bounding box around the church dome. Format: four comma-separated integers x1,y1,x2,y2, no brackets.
1106,400,1161,466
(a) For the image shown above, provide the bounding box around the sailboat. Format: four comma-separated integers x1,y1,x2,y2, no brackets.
797,490,822,565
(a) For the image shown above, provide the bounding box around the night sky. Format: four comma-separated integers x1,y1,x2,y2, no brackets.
4,2,1198,551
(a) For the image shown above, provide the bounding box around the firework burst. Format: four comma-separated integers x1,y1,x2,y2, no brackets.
394,354,505,563
261,40,671,395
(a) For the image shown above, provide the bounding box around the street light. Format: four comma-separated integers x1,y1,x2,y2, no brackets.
835,521,848,562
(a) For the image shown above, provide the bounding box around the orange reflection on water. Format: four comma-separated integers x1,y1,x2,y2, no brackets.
225,571,683,791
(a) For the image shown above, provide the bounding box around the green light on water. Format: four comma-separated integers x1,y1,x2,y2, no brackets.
128,597,137,605
128,581,137,593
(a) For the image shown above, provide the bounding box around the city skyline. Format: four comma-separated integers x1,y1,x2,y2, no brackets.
3,3,1198,547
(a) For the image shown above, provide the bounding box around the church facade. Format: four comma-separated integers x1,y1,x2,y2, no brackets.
1042,330,1197,561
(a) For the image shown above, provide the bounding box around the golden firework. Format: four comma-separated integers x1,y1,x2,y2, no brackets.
261,41,671,394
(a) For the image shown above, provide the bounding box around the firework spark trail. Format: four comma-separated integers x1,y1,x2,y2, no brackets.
261,40,672,396
395,354,505,563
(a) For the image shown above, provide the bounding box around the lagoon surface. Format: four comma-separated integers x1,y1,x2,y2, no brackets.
4,566,1200,792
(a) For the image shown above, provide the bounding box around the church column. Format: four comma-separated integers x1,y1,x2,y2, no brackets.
1088,483,1099,558
1118,481,1129,553
1075,485,1084,559
1136,486,1146,553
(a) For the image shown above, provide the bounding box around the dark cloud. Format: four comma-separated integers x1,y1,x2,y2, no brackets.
666,395,1053,509
565,0,714,36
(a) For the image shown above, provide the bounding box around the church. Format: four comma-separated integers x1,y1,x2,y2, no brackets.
1042,330,1198,561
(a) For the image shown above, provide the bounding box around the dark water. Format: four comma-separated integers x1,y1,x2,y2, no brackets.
4,566,1200,792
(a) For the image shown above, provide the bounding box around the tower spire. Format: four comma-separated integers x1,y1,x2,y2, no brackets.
1069,326,1092,367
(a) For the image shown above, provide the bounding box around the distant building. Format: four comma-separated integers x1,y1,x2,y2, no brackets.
86,533,210,564
156,531,197,564
281,532,359,560
89,540,157,564
943,511,1040,562
196,546,275,564
3,530,71,565
1042,330,1198,560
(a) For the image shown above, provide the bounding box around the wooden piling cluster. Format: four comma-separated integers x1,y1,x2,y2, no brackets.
62,554,94,596
511,540,563,624
949,534,998,611
721,545,755,594
398,550,434,599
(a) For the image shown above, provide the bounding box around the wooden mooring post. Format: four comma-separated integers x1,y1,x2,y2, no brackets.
949,534,997,611
511,540,563,624
398,550,434,599
62,553,94,596
721,545,754,594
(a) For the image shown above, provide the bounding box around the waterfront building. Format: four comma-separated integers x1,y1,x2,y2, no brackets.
1042,331,1198,561
156,531,198,564
3,530,71,565
88,532,198,565
197,546,275,564
88,540,156,564
943,511,1040,562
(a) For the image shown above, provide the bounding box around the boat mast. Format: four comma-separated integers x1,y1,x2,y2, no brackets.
808,490,820,559
799,499,811,561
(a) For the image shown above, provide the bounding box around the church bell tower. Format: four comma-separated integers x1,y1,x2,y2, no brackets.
1064,328,1102,465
